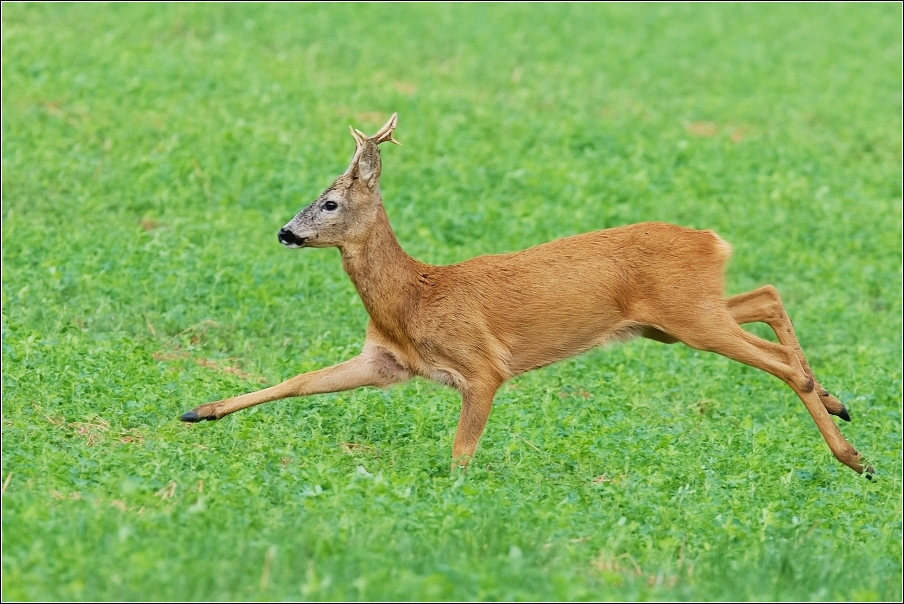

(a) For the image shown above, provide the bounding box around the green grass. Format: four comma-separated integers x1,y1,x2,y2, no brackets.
2,3,901,601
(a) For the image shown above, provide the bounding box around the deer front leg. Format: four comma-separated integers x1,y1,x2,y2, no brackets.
180,345,411,422
451,383,499,469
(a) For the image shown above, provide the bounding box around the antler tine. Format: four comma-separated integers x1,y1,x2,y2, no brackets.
348,125,366,146
371,112,401,146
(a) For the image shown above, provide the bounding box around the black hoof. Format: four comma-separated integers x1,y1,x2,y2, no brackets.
180,411,202,422
837,407,852,422
864,466,875,480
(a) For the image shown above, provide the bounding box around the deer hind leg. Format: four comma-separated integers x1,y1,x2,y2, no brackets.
180,345,411,422
726,285,850,421
668,314,866,474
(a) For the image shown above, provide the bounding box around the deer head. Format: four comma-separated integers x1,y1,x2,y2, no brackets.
277,113,401,249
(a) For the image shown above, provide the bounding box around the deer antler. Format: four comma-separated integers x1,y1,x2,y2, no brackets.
348,114,401,147
371,113,401,146
348,125,367,146
344,113,400,176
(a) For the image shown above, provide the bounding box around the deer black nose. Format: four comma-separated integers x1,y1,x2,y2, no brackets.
278,228,306,247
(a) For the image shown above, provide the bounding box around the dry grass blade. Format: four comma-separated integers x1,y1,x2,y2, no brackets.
154,481,177,500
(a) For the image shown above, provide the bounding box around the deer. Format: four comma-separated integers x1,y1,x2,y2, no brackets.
180,113,872,477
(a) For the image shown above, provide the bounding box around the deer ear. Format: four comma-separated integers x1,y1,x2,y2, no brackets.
355,144,382,189
344,126,371,185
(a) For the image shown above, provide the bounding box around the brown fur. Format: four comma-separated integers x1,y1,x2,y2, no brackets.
182,114,869,476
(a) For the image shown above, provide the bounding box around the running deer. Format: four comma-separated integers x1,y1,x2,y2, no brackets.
180,113,871,476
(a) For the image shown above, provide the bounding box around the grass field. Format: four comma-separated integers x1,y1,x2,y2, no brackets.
2,3,902,601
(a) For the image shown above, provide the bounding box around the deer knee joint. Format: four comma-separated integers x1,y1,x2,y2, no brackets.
758,285,786,320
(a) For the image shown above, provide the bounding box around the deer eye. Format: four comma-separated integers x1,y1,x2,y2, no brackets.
323,201,338,211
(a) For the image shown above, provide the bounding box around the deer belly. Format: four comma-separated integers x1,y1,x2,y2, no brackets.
504,309,639,375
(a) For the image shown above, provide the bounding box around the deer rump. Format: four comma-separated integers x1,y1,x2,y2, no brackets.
180,113,871,477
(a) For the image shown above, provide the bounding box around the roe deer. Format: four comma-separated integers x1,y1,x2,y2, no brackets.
181,113,871,476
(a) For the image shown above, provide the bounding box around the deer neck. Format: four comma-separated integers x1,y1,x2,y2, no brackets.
340,204,421,337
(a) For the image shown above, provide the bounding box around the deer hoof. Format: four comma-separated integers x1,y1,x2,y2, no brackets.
180,410,215,422
818,390,851,422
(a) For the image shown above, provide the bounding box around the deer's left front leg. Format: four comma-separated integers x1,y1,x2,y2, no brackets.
451,382,500,468
180,345,410,422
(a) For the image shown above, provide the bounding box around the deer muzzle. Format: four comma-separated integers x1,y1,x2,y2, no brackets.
278,228,306,248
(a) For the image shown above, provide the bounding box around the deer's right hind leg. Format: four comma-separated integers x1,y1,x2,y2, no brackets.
671,316,865,474
180,345,411,422
726,285,850,421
